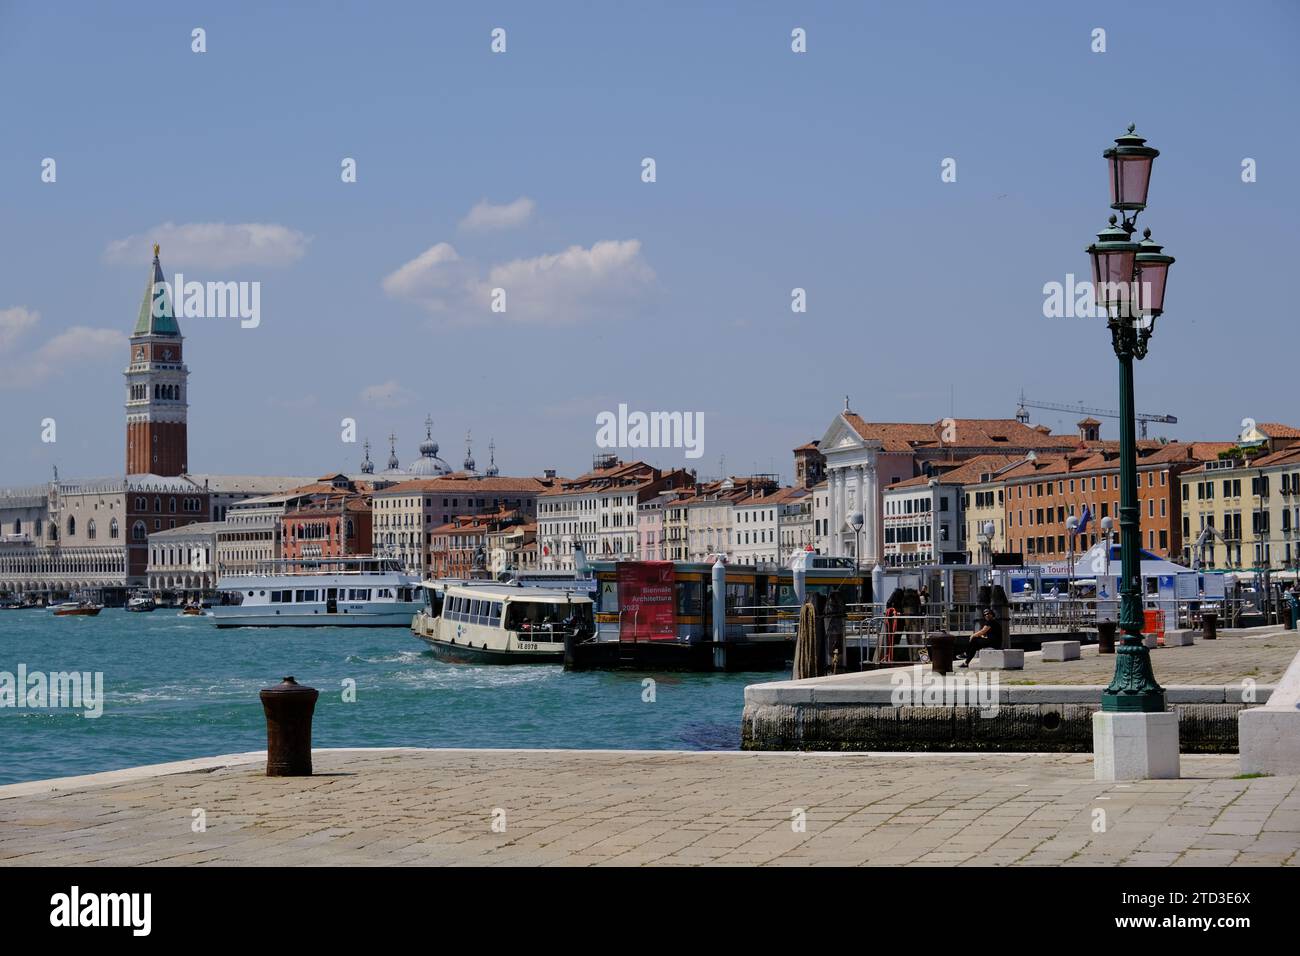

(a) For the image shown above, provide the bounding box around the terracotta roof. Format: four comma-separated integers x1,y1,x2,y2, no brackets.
1257,423,1300,439
885,455,1023,491
376,475,556,495
793,440,822,453
1186,445,1300,474
842,415,1078,453
736,486,808,507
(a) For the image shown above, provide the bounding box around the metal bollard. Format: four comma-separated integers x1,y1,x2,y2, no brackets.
1097,620,1117,654
925,631,956,674
1202,611,1217,641
260,676,319,776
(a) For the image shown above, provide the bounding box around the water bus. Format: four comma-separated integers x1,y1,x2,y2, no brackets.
411,580,595,664
210,556,422,628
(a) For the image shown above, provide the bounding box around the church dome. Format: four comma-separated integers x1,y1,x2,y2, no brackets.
408,416,451,477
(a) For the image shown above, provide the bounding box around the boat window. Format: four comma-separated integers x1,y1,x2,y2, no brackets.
676,580,703,617
490,602,502,623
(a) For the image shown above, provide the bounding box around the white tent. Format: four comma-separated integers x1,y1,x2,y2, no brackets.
1072,541,1189,577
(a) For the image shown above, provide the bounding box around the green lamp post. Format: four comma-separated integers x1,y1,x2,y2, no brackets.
1086,125,1176,714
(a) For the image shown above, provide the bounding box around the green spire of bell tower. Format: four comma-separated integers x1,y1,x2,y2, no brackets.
133,243,181,336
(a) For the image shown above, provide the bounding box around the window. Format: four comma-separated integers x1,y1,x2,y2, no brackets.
87,519,96,540
66,516,75,536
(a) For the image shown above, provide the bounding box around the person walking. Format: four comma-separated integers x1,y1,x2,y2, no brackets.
960,607,999,668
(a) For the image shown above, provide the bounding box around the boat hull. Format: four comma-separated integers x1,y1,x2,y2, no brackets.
211,601,421,628
52,608,102,617
415,634,563,665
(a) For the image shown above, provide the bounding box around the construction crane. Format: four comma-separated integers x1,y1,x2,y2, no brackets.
1190,525,1230,571
1015,391,1177,439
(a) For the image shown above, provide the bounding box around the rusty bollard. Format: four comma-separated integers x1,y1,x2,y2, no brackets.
1097,620,1117,654
260,676,319,776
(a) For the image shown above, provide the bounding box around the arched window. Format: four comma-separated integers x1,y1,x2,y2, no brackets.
154,497,162,512
87,519,96,540
12,519,20,535
132,520,147,542
110,518,119,539
35,518,42,537
67,515,75,537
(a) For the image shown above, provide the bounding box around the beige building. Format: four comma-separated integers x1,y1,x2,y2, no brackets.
1180,444,1300,570
147,521,221,593
374,474,558,576
537,459,690,570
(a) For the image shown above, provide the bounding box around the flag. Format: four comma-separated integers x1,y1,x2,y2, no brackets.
1076,505,1092,535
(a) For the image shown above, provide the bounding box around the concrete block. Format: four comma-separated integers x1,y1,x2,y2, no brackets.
1093,711,1181,781
1166,629,1196,647
1041,640,1081,662
1238,648,1300,775
972,648,1024,671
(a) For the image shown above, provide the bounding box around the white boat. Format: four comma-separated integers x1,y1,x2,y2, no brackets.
411,580,595,664
210,556,422,628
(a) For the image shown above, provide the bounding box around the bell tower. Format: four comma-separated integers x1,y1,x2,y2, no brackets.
125,245,189,476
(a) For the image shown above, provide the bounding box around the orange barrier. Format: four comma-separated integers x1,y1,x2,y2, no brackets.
1144,608,1165,647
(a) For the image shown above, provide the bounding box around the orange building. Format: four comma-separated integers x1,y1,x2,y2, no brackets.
282,495,373,560
999,442,1229,563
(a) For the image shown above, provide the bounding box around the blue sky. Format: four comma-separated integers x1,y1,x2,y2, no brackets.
1,1,1297,486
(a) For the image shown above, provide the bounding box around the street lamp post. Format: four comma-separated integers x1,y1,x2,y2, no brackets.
1087,125,1176,714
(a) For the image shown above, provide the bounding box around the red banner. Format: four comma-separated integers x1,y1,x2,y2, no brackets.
617,561,676,641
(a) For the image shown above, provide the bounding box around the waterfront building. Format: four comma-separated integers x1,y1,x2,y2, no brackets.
1179,441,1300,570
281,475,373,560
817,401,1079,565
372,473,558,576
429,509,530,578
0,474,209,600
485,517,538,572
146,521,221,593
537,458,692,569
883,455,1021,567
996,442,1223,564
811,479,831,555
681,475,779,563
187,475,315,522
637,494,670,561
732,486,808,566
778,486,815,563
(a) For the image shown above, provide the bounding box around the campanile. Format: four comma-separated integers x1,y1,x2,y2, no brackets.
124,245,189,476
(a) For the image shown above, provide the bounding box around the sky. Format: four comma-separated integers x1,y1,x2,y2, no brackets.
1,1,1297,487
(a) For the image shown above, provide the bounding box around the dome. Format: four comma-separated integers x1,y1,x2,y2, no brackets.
408,416,451,476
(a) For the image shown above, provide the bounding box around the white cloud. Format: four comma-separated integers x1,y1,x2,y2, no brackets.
104,222,310,269
380,242,466,301
0,306,39,352
382,238,655,325
458,196,535,232
360,380,416,410
0,313,126,389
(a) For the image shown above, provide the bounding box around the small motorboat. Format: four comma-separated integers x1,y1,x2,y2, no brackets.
180,603,205,616
126,595,158,612
50,600,103,617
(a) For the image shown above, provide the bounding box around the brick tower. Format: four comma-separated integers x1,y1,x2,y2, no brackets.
124,244,189,476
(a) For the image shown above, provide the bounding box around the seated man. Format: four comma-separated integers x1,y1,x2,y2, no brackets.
960,607,999,668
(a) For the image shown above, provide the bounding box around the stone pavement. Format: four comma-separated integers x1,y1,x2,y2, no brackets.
1,748,1297,866
820,624,1298,689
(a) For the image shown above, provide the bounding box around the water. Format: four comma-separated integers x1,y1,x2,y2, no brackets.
0,609,759,785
